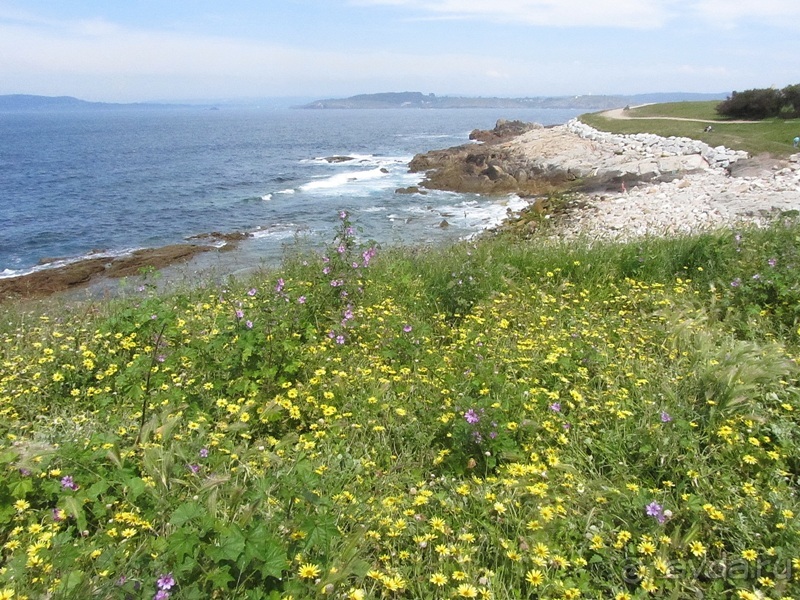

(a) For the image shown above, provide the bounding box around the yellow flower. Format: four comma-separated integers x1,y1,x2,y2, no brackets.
298,563,321,579
525,569,544,586
741,549,757,562
0,589,14,600
457,584,478,598
429,573,448,586
637,541,656,556
689,541,706,557
13,499,30,512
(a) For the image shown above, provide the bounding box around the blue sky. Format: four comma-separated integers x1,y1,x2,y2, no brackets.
0,0,797,102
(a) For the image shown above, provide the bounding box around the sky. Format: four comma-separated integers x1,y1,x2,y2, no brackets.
0,0,797,103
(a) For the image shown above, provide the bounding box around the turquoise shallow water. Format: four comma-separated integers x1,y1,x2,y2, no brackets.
0,106,583,277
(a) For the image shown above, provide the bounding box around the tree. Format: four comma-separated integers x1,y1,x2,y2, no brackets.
782,84,800,118
716,87,784,119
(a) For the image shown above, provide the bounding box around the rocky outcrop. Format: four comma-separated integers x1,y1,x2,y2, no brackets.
408,118,749,196
550,152,800,242
469,119,544,143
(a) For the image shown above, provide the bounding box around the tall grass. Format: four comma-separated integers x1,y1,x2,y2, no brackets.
1,215,800,599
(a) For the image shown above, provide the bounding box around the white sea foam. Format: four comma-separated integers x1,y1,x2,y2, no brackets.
250,224,305,240
261,194,272,201
300,167,391,193
0,248,137,280
276,189,295,195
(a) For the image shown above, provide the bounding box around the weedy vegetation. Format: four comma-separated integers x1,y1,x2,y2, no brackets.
2,211,800,599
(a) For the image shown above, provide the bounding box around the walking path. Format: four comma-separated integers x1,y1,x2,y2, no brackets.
600,107,758,124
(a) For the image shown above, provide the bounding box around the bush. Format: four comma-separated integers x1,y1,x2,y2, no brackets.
716,87,784,119
782,84,800,118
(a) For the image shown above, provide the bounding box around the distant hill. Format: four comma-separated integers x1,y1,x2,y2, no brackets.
296,91,728,110
0,94,190,112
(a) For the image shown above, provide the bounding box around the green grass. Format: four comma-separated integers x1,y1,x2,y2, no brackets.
2,214,800,599
581,100,800,157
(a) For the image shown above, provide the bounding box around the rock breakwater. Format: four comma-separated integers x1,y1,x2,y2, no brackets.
411,117,800,242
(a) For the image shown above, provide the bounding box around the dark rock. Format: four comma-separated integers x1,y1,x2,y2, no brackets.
324,156,355,163
439,220,450,228
395,186,427,195
469,119,543,143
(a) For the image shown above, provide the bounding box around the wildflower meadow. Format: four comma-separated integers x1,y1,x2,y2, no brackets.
2,212,800,599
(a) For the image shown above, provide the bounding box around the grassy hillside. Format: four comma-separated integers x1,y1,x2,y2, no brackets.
581,101,800,157
2,213,800,599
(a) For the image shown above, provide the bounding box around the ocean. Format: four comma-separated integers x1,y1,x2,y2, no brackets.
0,106,583,280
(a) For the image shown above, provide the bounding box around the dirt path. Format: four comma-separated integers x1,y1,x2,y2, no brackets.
600,107,758,124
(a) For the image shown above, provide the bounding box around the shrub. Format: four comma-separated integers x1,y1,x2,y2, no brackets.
716,87,784,119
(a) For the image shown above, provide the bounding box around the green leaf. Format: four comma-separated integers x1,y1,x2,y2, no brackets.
168,528,201,563
0,449,19,464
63,496,88,533
60,569,85,594
124,476,146,500
209,524,246,563
204,565,234,589
9,478,33,499
244,524,288,579
302,512,338,551
169,501,204,527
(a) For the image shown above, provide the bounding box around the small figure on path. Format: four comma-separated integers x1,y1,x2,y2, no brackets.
704,125,713,133
794,136,800,148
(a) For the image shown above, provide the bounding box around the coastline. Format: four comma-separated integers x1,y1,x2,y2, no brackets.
4,118,799,302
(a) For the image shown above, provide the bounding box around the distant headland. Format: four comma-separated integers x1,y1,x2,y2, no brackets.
295,91,727,110
0,94,192,111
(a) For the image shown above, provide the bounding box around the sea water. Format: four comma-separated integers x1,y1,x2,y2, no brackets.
0,106,583,279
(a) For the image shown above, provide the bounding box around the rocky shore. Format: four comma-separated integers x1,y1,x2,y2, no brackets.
0,234,248,301
410,118,800,241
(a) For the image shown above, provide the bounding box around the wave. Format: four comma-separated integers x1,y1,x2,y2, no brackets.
300,167,392,193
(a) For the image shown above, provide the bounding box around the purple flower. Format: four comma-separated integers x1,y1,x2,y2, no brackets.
52,508,65,522
646,501,667,524
247,287,257,296
768,258,777,267
154,591,170,600
549,402,561,413
245,320,253,329
275,279,284,293
339,210,348,220
156,573,175,590
61,475,78,491
187,464,200,474
464,409,480,424
403,325,413,333
335,335,345,345
235,309,244,319
660,411,672,423
730,278,741,288
297,296,307,304
199,448,209,458
322,266,331,275
337,244,346,254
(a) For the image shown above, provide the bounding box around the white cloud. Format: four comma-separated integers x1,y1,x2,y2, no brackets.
691,0,800,26
351,0,800,29
350,0,674,29
0,16,514,100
